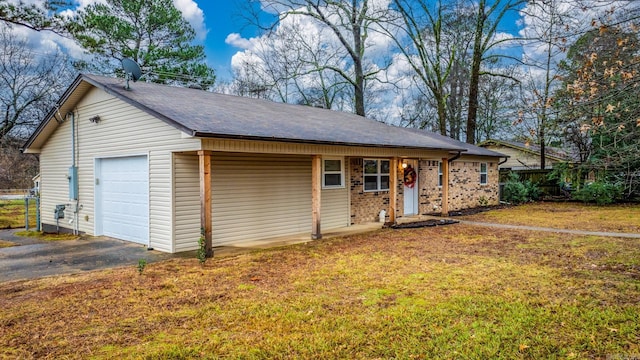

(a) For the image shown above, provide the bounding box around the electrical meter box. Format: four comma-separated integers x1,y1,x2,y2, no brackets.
68,166,78,200
54,204,66,219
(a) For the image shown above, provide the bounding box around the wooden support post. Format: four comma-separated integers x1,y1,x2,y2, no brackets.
311,155,322,239
198,150,213,257
441,158,449,216
389,157,398,224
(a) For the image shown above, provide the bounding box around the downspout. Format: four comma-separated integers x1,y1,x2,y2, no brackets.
69,111,75,169
448,151,462,164
499,157,508,166
68,111,79,235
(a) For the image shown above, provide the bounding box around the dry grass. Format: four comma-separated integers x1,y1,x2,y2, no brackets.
462,202,640,233
0,240,14,248
13,230,80,241
1,209,639,359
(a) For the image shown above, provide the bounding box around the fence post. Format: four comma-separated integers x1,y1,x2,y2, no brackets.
36,196,41,232
25,197,30,231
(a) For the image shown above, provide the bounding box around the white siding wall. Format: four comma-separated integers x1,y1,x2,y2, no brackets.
321,185,349,229
173,153,200,252
187,153,347,247
39,87,201,252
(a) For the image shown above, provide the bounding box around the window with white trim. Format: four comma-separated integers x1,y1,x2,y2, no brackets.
363,159,390,191
438,162,443,187
322,158,344,188
480,162,488,185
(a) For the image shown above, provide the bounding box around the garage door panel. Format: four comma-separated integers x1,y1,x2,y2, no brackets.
97,156,149,245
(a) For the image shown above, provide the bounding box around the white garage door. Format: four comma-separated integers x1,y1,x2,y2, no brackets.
96,156,149,245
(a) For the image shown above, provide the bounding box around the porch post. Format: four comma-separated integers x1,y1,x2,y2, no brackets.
198,150,213,257
311,155,322,239
389,157,398,224
441,158,449,216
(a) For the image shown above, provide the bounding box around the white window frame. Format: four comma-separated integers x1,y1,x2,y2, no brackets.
480,162,488,185
438,162,443,187
322,157,345,189
363,159,390,192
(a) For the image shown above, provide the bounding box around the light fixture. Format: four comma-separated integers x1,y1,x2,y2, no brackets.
401,161,408,169
89,115,101,124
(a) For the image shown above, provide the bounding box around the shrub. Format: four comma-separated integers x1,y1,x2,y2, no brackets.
524,180,541,201
197,231,207,265
573,181,622,205
502,172,540,204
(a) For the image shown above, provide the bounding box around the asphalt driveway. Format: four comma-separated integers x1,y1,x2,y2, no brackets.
0,229,175,282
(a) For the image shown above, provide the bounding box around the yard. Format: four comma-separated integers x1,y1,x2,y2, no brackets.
0,199,37,230
0,202,639,359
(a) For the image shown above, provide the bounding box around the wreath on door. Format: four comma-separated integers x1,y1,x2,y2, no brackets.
404,165,417,188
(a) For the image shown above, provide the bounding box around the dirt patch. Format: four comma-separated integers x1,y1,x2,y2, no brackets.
423,204,512,217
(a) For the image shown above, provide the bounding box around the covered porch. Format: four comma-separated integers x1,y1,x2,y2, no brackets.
193,151,454,257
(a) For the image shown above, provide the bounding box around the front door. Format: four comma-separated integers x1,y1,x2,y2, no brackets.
403,160,419,216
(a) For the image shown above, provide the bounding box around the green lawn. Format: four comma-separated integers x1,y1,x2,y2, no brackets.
0,199,37,229
1,205,639,358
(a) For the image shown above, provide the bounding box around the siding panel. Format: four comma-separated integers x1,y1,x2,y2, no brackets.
173,154,200,252
211,153,349,246
39,87,201,252
211,153,311,246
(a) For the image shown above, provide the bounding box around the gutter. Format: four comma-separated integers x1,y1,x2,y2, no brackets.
192,131,470,153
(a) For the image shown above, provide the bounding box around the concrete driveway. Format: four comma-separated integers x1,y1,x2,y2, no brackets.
0,229,175,282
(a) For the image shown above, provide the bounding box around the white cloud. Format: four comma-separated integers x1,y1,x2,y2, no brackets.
225,33,254,50
173,0,208,41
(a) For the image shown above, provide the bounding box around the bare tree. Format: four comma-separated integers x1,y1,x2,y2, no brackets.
0,138,38,189
387,0,454,135
514,0,579,168
229,19,352,110
0,25,73,143
476,64,519,142
246,0,388,117
465,0,525,144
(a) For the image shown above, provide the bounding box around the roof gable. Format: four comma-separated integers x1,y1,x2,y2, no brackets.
479,139,574,162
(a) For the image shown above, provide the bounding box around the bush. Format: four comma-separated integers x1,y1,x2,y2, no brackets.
524,180,541,201
502,172,540,204
573,181,622,205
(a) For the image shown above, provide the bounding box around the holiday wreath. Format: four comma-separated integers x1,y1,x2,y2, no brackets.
404,166,417,188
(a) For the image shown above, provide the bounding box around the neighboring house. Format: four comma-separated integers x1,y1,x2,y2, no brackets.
478,139,574,170
31,173,40,195
23,74,506,253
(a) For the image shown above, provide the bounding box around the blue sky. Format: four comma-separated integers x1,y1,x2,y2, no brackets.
197,2,275,80
199,2,244,80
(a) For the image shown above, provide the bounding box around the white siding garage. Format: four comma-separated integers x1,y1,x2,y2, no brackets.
95,156,149,245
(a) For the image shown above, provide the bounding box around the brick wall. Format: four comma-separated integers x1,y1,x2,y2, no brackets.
449,161,500,211
418,160,500,214
418,160,443,214
349,158,500,224
349,158,390,224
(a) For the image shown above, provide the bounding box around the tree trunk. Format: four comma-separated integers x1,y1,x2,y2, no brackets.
466,1,486,145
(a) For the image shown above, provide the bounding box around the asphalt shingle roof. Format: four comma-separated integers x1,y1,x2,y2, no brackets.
85,74,470,150
26,74,506,158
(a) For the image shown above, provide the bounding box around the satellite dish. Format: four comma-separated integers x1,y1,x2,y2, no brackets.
121,58,142,90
